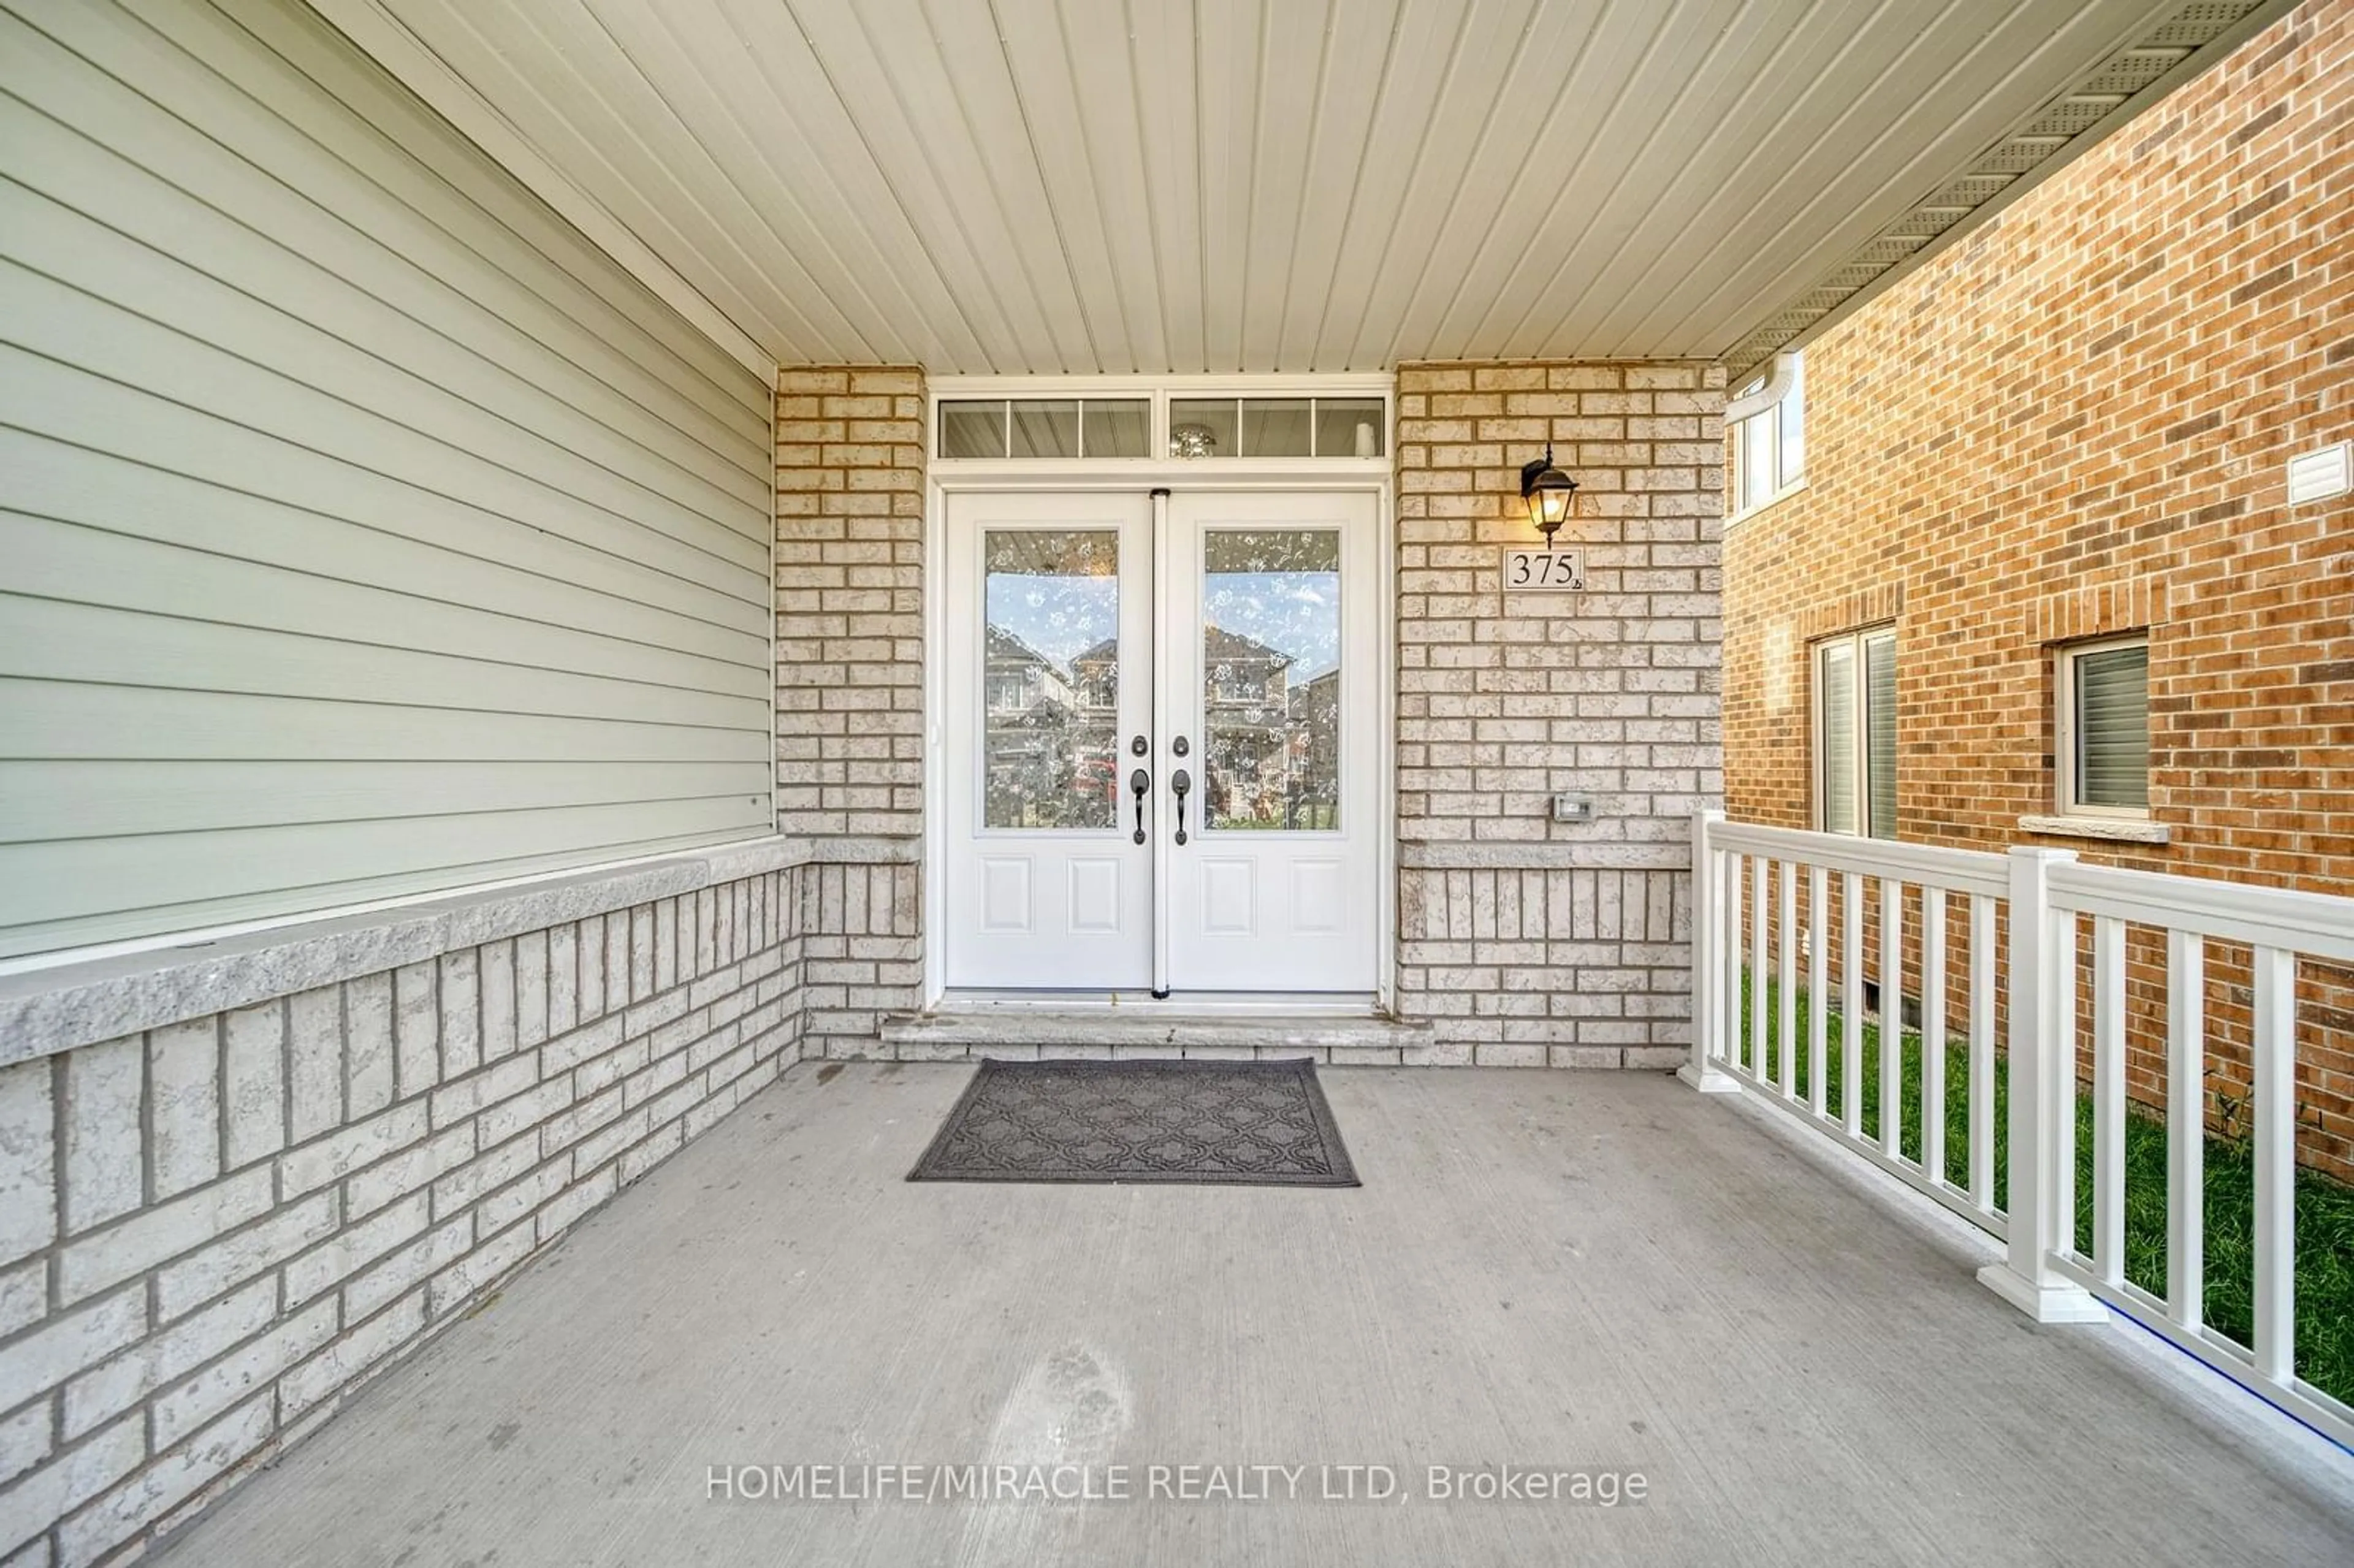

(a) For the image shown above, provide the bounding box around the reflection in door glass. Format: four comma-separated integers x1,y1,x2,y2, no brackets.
1202,530,1340,831
984,531,1119,830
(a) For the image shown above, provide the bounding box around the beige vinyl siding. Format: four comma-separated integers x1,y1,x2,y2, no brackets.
0,0,776,960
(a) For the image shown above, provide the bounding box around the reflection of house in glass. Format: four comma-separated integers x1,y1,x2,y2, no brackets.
1072,637,1120,715
1289,666,1341,829
984,625,1115,829
986,623,1074,717
1204,626,1339,830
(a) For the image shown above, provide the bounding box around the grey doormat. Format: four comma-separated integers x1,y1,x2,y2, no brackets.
907,1057,1359,1187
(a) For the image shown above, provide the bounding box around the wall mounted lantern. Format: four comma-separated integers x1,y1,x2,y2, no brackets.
1520,444,1579,539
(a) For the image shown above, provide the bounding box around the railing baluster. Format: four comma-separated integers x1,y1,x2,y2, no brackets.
2165,929,2204,1333
1808,865,1828,1117
2252,945,2296,1385
1970,894,1995,1213
2093,915,2126,1287
1842,870,1864,1137
1880,877,1903,1159
1778,859,1797,1098
2054,911,2079,1258
1680,812,1737,1094
1922,889,1946,1191
1750,855,1769,1078
1719,851,1738,1071
1718,847,1739,1070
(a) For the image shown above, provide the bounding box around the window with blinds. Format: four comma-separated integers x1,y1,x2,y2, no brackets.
1818,641,1858,834
1865,630,1896,837
2061,637,2150,814
1813,627,1895,839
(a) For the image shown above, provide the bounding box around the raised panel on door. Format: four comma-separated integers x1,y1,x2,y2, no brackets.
1163,491,1379,992
943,492,1153,989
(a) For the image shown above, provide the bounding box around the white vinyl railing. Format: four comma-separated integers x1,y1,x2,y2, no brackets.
1685,816,2011,1233
1687,809,2354,1449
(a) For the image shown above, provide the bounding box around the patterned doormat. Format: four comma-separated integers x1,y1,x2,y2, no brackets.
907,1058,1359,1187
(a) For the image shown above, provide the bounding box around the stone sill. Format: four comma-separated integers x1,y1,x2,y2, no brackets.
0,834,906,1067
1724,480,1808,530
1400,841,1691,870
2016,814,2172,845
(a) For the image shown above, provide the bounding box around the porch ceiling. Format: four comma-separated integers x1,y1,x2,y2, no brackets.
324,0,2284,376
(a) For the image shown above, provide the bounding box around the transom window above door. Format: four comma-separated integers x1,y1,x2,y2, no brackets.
940,398,1151,459
1167,397,1385,459
931,379,1390,464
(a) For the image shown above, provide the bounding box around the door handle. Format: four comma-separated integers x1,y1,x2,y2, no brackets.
1129,768,1149,844
1171,768,1191,845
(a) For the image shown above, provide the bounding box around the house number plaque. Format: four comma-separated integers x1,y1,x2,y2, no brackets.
1501,547,1586,591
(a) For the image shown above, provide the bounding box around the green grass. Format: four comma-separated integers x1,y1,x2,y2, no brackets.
1731,973,2354,1410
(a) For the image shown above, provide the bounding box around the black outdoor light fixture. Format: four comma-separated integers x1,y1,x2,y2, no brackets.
1520,444,1579,539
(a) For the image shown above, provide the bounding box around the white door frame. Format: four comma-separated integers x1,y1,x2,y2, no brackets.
920,376,1397,1011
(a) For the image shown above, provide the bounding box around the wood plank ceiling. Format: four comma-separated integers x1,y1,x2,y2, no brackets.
341,0,2280,375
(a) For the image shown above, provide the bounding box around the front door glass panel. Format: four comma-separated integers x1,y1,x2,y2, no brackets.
983,529,1119,829
1200,528,1341,832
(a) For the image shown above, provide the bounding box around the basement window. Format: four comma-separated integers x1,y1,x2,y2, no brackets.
2057,635,2150,817
1731,352,1804,515
1814,625,1895,839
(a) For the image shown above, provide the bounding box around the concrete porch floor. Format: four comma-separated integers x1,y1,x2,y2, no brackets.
151,1064,2353,1567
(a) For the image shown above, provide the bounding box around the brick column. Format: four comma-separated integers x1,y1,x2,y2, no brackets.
774,368,926,1054
774,367,926,839
1393,360,1727,1065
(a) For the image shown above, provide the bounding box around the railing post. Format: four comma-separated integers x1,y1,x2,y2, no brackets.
1680,809,1739,1094
1977,846,2105,1322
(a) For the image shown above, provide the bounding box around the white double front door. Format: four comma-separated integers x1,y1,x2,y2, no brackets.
942,489,1379,994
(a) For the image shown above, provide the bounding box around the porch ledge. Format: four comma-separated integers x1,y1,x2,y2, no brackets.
2016,814,2172,845
0,835,826,1067
1399,842,1691,869
880,1010,1437,1060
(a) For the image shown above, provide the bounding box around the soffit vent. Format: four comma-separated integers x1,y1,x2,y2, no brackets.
1723,0,2284,382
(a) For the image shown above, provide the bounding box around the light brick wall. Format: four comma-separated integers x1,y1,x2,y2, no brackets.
774,368,929,1049
1394,360,1727,1064
0,869,804,1567
798,862,922,1060
774,368,927,841
1720,2,2354,1168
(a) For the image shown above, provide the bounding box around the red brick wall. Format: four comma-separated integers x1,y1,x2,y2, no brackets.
1721,0,2354,1172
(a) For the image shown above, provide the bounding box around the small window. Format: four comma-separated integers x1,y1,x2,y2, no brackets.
938,401,1007,459
1168,397,1385,459
935,398,1149,459
1732,352,1804,514
1814,625,1895,839
2057,635,2149,816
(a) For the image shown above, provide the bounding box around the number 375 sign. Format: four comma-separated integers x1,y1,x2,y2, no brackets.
1502,547,1586,591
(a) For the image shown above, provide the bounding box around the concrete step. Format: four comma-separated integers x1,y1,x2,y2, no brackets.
874,1008,1436,1064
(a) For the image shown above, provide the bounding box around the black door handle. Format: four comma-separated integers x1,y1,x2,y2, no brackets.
1171,768,1191,845
1129,768,1149,844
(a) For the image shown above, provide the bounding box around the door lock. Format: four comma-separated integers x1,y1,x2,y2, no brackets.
1130,734,1149,757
